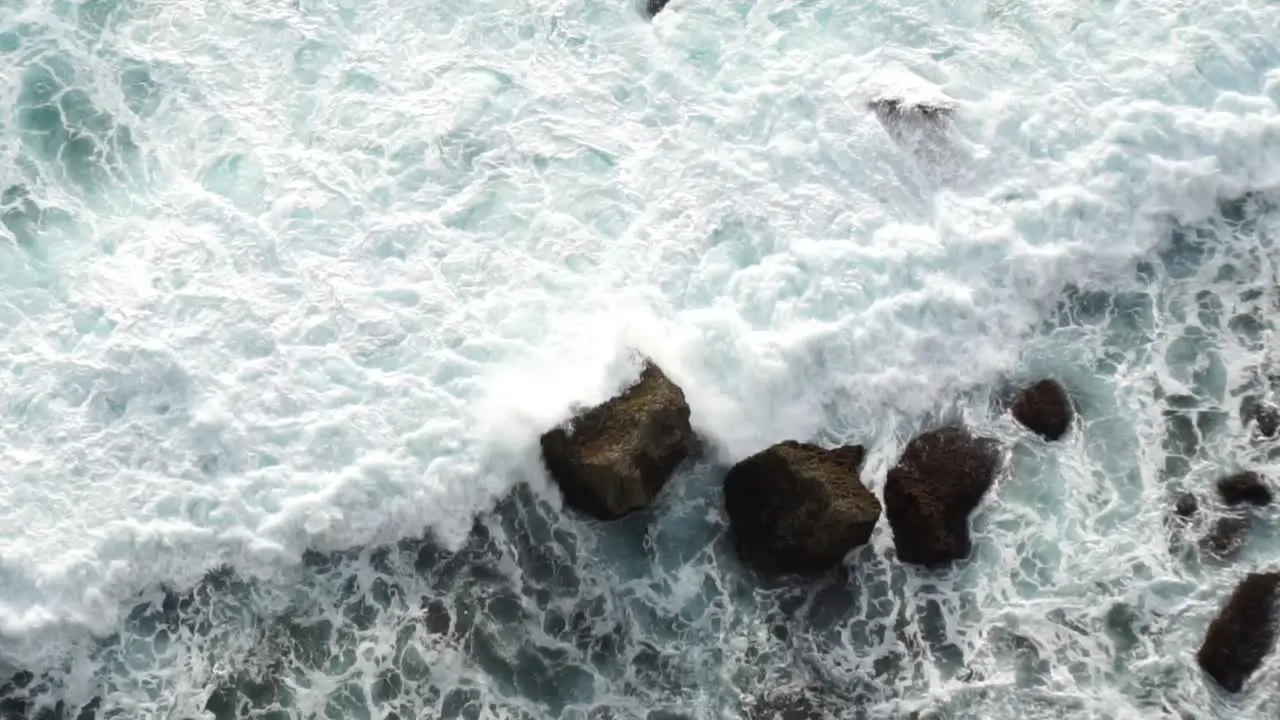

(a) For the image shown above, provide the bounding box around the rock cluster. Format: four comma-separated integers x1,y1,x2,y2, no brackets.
538,361,1075,576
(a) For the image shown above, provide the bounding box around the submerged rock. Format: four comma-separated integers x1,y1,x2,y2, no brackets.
540,361,697,520
1216,471,1272,507
744,685,831,719
1201,516,1250,559
1196,571,1280,693
723,441,881,576
866,96,963,170
1010,379,1074,441
1241,397,1279,438
867,97,953,132
1174,492,1199,519
884,426,1003,566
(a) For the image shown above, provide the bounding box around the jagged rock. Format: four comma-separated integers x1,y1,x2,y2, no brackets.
723,441,881,576
540,361,697,520
884,426,1003,566
1010,379,1074,441
1197,572,1280,693
867,98,953,132
1201,516,1250,559
1217,471,1272,507
866,96,962,169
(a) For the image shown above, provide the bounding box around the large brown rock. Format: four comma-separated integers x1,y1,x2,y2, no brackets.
884,426,1003,566
539,361,697,521
1010,379,1074,441
723,441,881,576
1197,572,1280,693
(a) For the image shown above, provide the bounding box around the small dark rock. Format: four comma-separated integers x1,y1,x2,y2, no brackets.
1010,379,1074,441
1175,493,1199,518
723,441,882,576
423,598,452,635
1216,471,1272,507
1201,516,1250,559
1241,396,1280,438
884,426,1003,566
1197,572,1280,693
540,360,698,521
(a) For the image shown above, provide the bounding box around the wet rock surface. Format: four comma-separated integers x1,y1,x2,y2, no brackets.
1197,572,1280,693
884,426,1003,566
540,361,698,520
1200,516,1249,559
723,441,882,576
1010,379,1074,441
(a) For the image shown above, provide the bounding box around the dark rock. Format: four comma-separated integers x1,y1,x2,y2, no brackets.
540,361,697,520
867,97,960,168
884,426,1003,566
1196,572,1280,693
1216,471,1272,507
76,697,102,720
723,441,881,576
868,98,953,131
1175,493,1199,518
423,598,453,635
645,0,670,17
1241,397,1279,438
1201,516,1250,559
204,684,238,720
1010,379,1074,441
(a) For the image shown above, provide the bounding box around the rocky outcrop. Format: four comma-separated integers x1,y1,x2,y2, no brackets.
723,441,881,576
1197,572,1280,692
884,426,1003,566
540,361,697,521
1010,379,1074,441
1217,471,1272,507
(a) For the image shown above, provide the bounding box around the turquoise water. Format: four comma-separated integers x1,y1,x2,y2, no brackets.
1,0,1279,716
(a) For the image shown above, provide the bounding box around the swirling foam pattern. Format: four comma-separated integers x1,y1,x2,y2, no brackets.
1,0,1279,716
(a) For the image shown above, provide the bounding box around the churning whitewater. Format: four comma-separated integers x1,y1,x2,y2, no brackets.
1,0,1280,716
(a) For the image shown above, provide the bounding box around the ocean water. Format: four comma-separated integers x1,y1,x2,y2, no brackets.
1,0,1279,716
